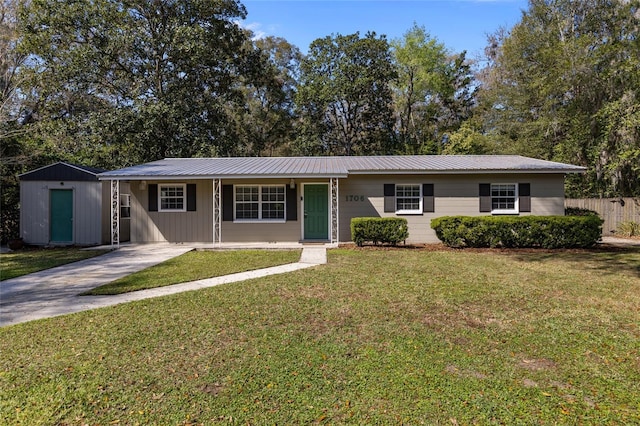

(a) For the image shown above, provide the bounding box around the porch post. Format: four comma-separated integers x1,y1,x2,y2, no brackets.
110,179,120,247
330,177,339,244
213,178,221,246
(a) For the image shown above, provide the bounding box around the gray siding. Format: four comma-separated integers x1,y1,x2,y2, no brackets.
20,180,104,245
222,179,301,243
130,180,213,243
127,174,566,244
338,174,566,243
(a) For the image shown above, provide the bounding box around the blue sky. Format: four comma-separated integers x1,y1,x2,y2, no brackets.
241,0,529,58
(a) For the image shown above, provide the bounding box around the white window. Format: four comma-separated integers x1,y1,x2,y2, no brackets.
491,183,518,214
396,184,422,214
120,193,131,219
159,184,186,212
235,185,285,221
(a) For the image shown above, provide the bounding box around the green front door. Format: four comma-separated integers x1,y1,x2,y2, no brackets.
304,184,329,240
50,189,73,243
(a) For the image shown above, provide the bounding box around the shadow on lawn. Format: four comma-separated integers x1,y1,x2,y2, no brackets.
508,245,640,279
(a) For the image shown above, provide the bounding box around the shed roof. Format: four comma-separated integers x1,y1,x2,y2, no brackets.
98,155,586,180
20,162,106,182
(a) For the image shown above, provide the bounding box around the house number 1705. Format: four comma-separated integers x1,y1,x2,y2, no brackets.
345,195,365,202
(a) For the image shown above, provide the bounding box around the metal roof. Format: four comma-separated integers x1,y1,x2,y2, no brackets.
20,162,106,181
98,155,586,180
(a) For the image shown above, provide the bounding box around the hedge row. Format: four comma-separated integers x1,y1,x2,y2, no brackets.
430,215,603,249
351,217,409,246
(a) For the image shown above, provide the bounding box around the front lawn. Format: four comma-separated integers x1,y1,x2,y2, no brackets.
1,247,639,424
0,248,109,281
84,249,301,295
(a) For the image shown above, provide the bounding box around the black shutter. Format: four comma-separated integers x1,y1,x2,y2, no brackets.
186,184,196,211
148,184,158,212
286,186,297,221
384,184,395,213
519,183,531,213
423,183,434,213
222,185,234,221
479,183,491,212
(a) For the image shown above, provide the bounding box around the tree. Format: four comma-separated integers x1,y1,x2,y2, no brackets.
295,32,397,156
1,0,30,242
18,0,272,167
231,36,302,156
478,0,640,196
391,24,476,154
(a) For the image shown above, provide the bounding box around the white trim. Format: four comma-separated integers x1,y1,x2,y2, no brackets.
20,161,102,178
110,181,119,247
395,183,423,215
490,183,519,215
213,179,221,246
158,183,187,212
301,182,331,241
233,184,286,221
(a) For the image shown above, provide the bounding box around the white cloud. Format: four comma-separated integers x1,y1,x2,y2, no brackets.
235,21,269,40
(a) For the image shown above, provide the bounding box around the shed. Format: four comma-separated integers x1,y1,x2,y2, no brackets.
19,162,130,246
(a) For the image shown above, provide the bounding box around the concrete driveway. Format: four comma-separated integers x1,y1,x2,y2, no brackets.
1,244,328,327
0,245,192,327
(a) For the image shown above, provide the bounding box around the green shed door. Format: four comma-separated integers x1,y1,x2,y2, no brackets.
50,189,73,243
303,184,329,240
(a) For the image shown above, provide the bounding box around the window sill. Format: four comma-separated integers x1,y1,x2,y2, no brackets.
491,210,519,215
233,220,287,224
395,210,423,215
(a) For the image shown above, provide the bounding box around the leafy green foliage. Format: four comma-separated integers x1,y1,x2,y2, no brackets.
296,32,397,155
478,0,640,196
431,215,603,248
18,0,274,166
392,24,476,154
351,217,409,246
565,207,599,217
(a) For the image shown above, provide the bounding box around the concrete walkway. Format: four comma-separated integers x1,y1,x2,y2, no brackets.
1,245,327,327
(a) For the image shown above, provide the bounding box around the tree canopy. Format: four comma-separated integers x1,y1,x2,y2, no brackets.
295,32,398,155
2,0,639,241
478,0,640,197
18,0,271,166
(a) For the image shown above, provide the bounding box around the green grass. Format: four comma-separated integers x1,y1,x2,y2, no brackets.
0,248,109,281
1,247,639,424
83,249,302,295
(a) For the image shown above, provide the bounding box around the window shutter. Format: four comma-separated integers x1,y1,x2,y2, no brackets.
286,186,297,221
148,184,158,212
187,184,196,211
519,183,531,212
383,184,395,213
423,183,434,213
222,185,233,221
479,183,491,212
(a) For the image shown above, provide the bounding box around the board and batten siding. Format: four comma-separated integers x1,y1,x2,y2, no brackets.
129,180,213,243
338,174,566,243
220,179,301,243
20,180,104,245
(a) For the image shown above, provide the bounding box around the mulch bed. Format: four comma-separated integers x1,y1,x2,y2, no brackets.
338,242,638,254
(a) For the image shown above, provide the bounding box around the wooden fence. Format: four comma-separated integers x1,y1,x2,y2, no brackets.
565,198,640,235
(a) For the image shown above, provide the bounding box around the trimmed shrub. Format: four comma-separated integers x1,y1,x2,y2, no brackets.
431,216,603,249
351,217,409,247
565,207,599,217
